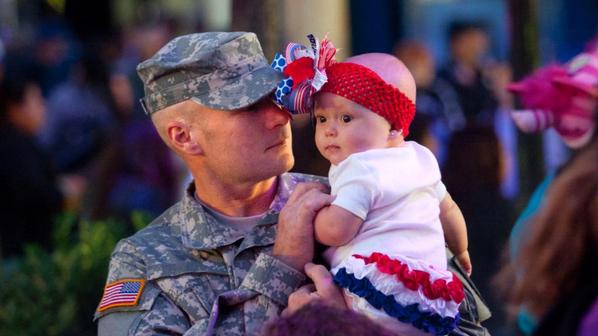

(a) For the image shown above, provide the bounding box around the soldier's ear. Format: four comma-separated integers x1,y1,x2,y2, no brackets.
167,121,204,155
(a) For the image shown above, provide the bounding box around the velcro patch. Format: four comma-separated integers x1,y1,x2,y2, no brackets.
98,279,145,312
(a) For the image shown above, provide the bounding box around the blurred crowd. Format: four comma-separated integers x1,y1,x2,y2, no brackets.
0,17,187,258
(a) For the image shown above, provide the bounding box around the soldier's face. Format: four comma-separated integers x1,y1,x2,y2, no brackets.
194,98,294,184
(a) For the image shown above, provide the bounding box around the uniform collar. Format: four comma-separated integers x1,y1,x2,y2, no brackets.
179,174,297,250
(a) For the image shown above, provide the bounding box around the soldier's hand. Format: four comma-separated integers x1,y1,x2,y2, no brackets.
282,263,346,316
273,183,332,271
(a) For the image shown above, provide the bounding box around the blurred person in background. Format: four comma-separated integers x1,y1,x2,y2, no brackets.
2,18,75,97
503,41,598,336
431,21,518,200
487,62,519,200
436,20,498,130
39,45,115,193
442,126,514,334
0,69,63,258
395,41,443,157
115,22,175,119
83,67,180,221
395,41,443,124
33,20,75,96
499,113,598,335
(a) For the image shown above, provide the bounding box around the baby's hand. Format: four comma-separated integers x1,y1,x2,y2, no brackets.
456,250,472,276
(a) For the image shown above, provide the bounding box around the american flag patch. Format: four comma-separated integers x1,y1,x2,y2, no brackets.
98,279,145,312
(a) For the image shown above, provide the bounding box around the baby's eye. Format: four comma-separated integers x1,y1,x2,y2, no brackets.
316,115,327,123
341,115,353,123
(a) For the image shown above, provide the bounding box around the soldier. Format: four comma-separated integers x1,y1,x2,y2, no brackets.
95,31,333,335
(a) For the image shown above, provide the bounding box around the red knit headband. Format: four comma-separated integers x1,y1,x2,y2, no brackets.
320,62,416,137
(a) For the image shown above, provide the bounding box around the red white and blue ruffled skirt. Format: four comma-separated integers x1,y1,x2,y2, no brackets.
331,252,465,335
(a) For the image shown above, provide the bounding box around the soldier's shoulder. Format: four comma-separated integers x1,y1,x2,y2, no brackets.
131,203,181,238
113,202,187,261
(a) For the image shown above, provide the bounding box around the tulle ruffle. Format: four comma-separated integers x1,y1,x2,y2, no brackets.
331,253,464,335
353,252,464,303
333,256,461,317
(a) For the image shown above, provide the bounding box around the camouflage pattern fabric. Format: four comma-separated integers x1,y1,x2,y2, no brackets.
137,32,284,115
95,173,326,336
447,249,492,336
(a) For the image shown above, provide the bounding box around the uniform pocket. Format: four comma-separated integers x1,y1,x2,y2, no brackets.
147,261,229,323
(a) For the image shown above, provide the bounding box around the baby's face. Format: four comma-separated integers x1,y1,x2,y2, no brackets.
314,92,392,165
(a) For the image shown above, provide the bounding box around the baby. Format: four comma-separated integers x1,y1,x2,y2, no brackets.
272,39,470,335
312,53,469,335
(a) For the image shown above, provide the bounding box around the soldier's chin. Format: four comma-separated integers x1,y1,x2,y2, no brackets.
561,125,595,149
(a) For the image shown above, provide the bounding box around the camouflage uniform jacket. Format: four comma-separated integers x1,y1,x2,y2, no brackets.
95,172,325,335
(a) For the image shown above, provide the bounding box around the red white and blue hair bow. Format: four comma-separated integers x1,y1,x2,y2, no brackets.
271,34,337,114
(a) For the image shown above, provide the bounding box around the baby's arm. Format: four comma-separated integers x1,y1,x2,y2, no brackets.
439,193,471,275
314,205,364,247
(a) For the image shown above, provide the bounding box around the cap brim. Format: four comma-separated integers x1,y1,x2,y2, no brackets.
192,65,284,110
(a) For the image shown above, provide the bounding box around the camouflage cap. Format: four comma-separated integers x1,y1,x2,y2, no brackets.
137,32,283,115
